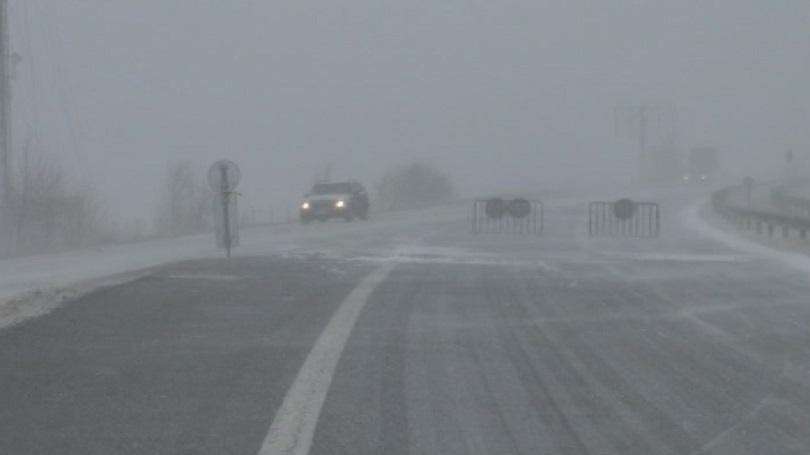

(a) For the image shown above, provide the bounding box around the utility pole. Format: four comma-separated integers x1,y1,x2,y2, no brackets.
0,0,12,211
638,105,647,185
785,149,794,180
615,105,676,186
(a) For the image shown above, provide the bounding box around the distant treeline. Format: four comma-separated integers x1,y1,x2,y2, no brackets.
154,161,213,237
0,152,111,258
375,161,454,211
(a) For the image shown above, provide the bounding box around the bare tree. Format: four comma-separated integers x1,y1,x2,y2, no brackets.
376,162,454,211
0,150,111,257
155,161,212,236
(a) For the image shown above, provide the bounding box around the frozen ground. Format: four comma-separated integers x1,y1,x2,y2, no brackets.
694,182,810,276
682,202,810,275
5,188,810,454
2,187,803,332
0,191,607,316
0,204,467,329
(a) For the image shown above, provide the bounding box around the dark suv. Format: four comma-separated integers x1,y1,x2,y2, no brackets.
300,181,370,223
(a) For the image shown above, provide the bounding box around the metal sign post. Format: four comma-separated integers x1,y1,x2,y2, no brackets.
208,160,241,257
221,165,232,257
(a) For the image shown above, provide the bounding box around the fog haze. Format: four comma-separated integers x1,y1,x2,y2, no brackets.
9,0,810,224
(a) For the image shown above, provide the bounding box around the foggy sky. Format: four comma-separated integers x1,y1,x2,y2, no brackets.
9,0,810,225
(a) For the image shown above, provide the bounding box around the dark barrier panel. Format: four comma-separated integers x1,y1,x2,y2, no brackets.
588,200,660,238
472,199,543,235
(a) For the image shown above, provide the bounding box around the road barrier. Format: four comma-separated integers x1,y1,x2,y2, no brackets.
770,181,810,218
713,183,810,239
472,198,543,235
588,200,660,238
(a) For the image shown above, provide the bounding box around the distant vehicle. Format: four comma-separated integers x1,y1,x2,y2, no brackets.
683,147,719,184
300,180,369,223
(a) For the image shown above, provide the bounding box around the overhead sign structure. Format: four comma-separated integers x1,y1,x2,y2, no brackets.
208,160,241,257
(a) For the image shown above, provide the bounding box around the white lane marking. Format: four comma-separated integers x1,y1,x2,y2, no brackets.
257,262,396,455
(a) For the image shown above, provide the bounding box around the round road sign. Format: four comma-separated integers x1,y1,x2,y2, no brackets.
613,198,636,220
485,198,506,219
208,160,241,192
508,198,531,218
743,176,755,189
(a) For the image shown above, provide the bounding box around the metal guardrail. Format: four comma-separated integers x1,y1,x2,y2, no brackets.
770,182,810,218
712,184,810,239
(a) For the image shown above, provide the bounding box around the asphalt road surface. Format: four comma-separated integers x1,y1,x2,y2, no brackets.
3,191,810,455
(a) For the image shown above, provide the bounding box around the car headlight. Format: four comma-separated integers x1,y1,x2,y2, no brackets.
301,202,310,210
682,175,690,181
700,175,707,181
335,200,345,208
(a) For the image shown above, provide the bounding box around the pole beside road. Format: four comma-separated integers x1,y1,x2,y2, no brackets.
0,0,13,230
208,160,241,258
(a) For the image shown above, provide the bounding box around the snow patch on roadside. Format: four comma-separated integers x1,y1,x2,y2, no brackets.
682,202,810,275
596,251,753,263
0,269,153,331
354,253,556,269
278,248,556,269
162,274,244,281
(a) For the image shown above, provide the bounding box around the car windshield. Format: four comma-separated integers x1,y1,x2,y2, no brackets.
312,182,352,195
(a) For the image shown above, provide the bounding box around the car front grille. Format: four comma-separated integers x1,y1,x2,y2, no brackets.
310,200,336,211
